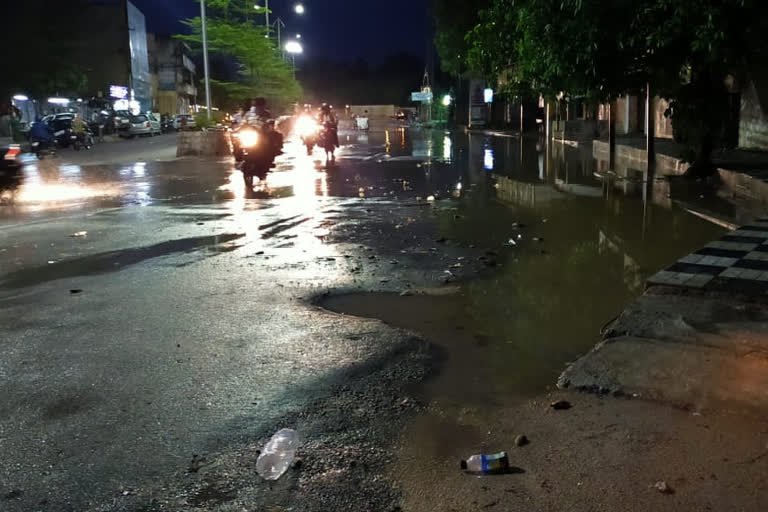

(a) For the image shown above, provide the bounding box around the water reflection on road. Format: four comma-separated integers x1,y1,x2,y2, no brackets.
321,129,727,398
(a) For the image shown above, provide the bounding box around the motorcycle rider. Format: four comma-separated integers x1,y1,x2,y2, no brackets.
318,103,339,160
232,107,245,127
234,98,282,162
72,114,88,143
29,117,54,150
245,97,272,126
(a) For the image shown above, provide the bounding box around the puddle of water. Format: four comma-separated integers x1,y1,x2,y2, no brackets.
320,130,729,511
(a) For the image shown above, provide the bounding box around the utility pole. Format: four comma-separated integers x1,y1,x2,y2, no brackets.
200,0,212,120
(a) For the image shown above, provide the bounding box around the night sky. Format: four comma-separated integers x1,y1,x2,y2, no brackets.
130,0,431,62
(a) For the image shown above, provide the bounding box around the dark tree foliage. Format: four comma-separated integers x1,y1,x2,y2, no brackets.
298,54,425,107
0,1,91,99
432,0,492,77
436,0,768,170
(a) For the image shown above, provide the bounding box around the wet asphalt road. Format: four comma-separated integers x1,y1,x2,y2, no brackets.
0,128,727,511
0,130,473,511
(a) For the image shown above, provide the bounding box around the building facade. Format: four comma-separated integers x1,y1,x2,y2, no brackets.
148,35,197,116
78,0,152,113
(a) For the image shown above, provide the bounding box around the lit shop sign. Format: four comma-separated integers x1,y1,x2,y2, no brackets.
110,85,129,99
484,88,494,104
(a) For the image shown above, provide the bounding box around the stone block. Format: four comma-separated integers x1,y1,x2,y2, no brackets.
176,130,232,157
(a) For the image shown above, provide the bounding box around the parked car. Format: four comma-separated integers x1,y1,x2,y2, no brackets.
127,114,161,137
50,118,75,147
114,110,134,134
173,114,196,131
42,113,75,126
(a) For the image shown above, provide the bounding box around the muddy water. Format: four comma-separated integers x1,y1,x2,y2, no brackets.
321,129,727,510
324,130,725,399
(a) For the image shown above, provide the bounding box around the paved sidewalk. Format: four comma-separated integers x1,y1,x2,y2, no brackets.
649,219,768,293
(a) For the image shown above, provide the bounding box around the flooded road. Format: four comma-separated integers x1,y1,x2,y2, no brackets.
0,128,730,511
324,130,725,395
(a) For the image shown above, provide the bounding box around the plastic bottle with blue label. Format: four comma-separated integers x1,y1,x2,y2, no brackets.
460,451,510,474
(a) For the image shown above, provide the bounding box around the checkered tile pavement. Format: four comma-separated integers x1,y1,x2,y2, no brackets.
648,219,768,293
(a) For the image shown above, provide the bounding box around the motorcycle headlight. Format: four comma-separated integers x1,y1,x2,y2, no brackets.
239,130,259,148
297,116,318,137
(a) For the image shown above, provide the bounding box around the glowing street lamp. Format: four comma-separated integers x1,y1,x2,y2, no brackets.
285,41,303,54
295,3,305,14
442,94,452,107
285,40,303,77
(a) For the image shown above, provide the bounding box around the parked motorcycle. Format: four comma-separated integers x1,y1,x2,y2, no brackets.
296,115,320,155
232,122,283,187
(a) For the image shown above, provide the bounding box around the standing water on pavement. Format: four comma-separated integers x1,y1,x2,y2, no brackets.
323,128,725,399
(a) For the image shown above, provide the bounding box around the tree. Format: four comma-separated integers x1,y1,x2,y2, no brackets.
634,0,768,173
0,1,91,100
433,0,492,77
453,0,768,172
176,0,302,112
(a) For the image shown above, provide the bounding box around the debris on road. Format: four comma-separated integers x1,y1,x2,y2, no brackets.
514,435,529,447
3,489,23,500
70,231,88,238
550,400,572,410
653,481,674,494
461,451,510,474
256,428,300,481
70,289,83,295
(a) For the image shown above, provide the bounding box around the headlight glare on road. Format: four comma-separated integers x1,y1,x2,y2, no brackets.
239,130,259,148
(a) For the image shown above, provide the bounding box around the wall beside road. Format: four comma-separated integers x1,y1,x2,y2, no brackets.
349,105,396,119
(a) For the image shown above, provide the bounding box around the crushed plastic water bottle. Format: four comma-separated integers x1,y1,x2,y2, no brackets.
460,451,510,474
256,428,300,481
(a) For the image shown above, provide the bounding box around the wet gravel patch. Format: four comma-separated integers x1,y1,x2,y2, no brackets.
93,334,439,512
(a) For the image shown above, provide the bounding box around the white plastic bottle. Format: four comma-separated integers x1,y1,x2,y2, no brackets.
460,451,509,474
256,428,300,480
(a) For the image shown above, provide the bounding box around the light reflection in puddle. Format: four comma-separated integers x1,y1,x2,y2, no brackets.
484,148,495,170
217,137,335,258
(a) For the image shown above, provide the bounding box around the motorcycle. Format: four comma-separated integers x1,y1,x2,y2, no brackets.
72,130,94,151
53,127,74,149
232,122,283,188
296,115,320,155
30,138,56,159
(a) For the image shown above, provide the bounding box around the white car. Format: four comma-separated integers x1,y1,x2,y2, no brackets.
173,114,196,131
127,114,161,137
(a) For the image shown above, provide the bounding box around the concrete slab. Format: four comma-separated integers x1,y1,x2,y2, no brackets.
559,335,768,414
560,292,768,414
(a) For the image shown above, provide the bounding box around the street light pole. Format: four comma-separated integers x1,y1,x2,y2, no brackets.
200,0,212,120
274,18,286,57
285,40,303,78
